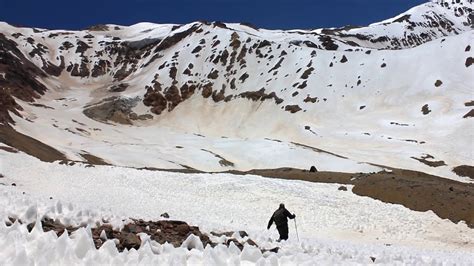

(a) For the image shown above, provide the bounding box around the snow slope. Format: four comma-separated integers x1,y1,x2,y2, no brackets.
318,0,474,49
1,2,474,178
1,1,473,180
1,152,473,265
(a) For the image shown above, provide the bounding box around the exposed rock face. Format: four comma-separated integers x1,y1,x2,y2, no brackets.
143,88,168,115
466,57,474,67
239,89,283,104
285,105,302,113
87,24,110,31
0,33,49,125
92,60,111,77
83,97,142,124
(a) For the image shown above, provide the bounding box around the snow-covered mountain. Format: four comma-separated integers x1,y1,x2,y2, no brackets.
1,1,474,264
0,0,473,181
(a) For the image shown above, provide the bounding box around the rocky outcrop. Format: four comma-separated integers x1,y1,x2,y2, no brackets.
0,34,49,125
285,105,302,113
83,97,146,124
5,216,275,253
238,89,283,104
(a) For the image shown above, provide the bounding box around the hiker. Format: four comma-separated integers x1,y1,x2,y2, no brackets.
267,203,296,241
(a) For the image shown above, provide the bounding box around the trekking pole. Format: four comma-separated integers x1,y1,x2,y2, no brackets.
294,218,300,242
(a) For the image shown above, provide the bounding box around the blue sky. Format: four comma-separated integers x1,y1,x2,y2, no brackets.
0,0,428,30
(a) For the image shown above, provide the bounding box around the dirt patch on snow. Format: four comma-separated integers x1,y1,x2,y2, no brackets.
463,109,474,118
411,154,446,167
201,149,234,167
80,152,110,166
452,165,474,180
291,142,348,159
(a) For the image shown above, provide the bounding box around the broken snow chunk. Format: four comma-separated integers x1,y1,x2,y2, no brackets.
181,234,204,251
240,244,262,262
100,230,107,240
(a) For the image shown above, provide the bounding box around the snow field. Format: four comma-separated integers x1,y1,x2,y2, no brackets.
1,152,473,264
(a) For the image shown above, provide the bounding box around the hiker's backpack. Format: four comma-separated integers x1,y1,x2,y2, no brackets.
273,208,288,226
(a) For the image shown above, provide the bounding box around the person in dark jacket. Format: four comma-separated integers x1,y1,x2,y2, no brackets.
267,203,296,241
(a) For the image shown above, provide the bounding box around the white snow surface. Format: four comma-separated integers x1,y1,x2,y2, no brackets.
0,152,473,265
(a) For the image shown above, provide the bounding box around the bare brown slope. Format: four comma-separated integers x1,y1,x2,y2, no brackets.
0,125,67,162
351,169,474,228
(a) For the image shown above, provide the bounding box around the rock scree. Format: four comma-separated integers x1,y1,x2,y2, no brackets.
5,216,276,253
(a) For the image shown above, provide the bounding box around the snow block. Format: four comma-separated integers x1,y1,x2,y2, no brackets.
181,234,204,251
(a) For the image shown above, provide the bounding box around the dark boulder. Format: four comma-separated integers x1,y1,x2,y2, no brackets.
122,233,141,250
338,186,348,191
